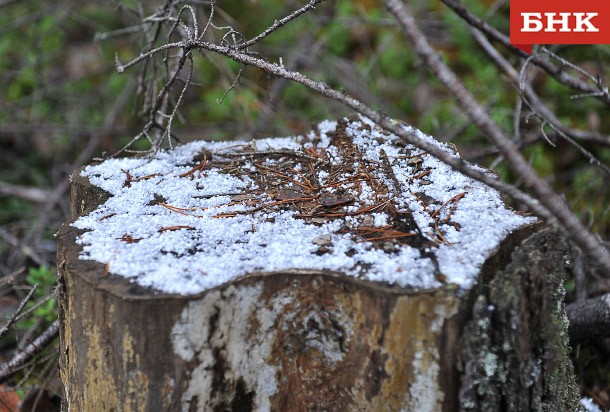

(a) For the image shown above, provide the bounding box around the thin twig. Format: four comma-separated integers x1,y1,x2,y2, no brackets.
94,24,145,42
440,0,610,105
185,39,552,219
116,42,183,74
383,0,610,274
0,285,37,339
0,320,60,382
237,0,327,50
165,52,194,149
0,267,25,288
217,64,245,104
12,292,54,326
0,181,51,203
469,27,610,174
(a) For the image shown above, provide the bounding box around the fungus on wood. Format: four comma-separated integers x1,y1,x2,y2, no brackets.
57,116,580,411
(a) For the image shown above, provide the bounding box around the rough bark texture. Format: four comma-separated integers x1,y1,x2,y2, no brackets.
57,171,580,411
458,226,579,411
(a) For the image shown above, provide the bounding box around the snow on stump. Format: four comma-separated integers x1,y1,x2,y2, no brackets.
56,116,579,411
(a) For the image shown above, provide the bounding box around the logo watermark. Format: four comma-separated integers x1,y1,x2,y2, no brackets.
510,0,610,54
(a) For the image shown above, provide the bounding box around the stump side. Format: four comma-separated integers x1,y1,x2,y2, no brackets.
459,227,580,411
58,220,465,411
58,203,579,411
70,167,111,218
58,224,189,410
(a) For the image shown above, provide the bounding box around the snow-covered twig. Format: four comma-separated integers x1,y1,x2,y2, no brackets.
383,0,610,275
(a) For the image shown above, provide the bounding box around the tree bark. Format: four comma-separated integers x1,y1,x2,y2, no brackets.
56,171,579,411
458,224,578,411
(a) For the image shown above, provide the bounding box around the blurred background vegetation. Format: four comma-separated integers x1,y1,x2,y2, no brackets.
0,0,609,409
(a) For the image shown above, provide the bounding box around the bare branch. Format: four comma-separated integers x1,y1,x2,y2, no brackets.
198,0,216,39
94,24,144,42
114,0,336,154
383,0,610,274
440,0,610,105
469,27,610,176
115,42,183,74
0,320,59,382
217,64,245,104
0,267,25,288
0,181,51,203
165,53,194,148
0,285,37,339
237,0,327,50
12,292,55,327
180,39,556,224
468,26,610,177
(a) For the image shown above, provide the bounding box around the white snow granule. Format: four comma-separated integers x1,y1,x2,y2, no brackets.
579,397,603,412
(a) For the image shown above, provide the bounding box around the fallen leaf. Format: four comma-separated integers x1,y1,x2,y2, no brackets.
0,385,20,412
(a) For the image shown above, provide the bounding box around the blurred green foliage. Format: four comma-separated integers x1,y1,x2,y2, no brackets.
17,265,57,329
1,0,609,405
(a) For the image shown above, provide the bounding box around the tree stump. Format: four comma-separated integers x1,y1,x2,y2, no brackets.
57,116,579,411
